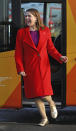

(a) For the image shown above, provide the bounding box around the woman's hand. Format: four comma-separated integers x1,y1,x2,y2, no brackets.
60,56,68,63
19,71,27,77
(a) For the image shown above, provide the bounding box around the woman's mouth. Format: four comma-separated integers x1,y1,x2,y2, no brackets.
26,20,31,25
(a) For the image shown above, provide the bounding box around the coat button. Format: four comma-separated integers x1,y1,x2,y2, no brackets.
37,54,40,56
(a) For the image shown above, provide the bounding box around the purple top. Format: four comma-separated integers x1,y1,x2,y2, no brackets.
30,31,39,47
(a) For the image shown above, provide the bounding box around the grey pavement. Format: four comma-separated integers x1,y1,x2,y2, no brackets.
0,123,76,131
0,106,76,131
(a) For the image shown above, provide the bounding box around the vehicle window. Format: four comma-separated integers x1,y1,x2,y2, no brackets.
47,3,62,41
0,0,12,52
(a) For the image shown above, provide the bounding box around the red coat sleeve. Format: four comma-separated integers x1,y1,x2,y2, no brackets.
47,28,63,64
15,29,24,74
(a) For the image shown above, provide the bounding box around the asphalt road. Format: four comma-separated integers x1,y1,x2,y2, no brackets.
0,123,76,131
0,106,76,131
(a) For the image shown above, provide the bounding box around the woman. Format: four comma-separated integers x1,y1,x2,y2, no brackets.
15,8,68,126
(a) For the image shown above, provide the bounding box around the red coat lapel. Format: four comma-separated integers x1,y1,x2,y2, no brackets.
23,27,44,52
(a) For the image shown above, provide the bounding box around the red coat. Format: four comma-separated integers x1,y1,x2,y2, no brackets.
15,26,62,98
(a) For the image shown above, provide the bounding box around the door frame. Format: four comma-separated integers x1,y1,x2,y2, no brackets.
12,0,66,107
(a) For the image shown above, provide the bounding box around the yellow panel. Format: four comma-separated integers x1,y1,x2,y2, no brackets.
0,51,21,107
67,0,76,74
68,0,76,23
66,0,76,105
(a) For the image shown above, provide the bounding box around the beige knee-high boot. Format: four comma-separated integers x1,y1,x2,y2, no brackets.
35,98,47,119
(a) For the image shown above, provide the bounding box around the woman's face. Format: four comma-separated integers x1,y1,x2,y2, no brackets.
25,11,37,27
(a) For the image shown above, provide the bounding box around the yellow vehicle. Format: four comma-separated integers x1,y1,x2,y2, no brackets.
0,0,76,108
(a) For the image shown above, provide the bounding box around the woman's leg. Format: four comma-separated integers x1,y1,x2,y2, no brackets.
35,98,47,119
42,95,55,106
42,96,58,119
35,98,49,126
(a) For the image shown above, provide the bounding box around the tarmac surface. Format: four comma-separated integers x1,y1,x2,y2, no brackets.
0,106,76,131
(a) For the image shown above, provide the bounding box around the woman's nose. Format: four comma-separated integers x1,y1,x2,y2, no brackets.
25,16,29,19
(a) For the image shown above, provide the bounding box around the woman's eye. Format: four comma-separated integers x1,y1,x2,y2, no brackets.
28,15,31,17
25,15,31,18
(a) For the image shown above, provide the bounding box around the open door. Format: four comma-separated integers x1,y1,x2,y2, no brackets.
20,0,66,106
